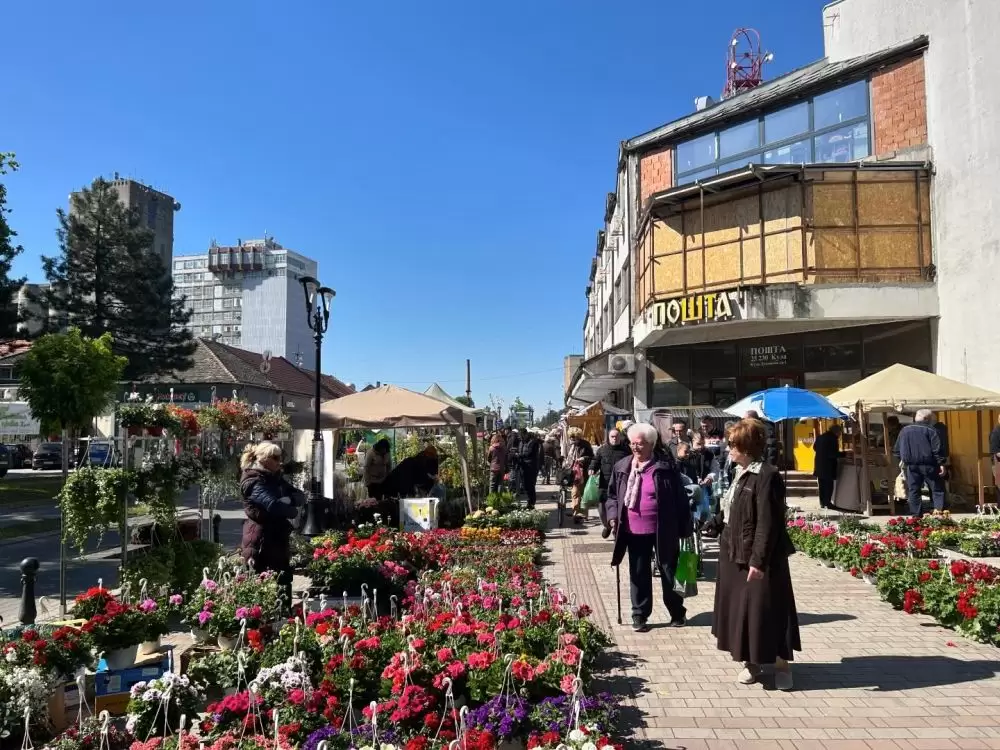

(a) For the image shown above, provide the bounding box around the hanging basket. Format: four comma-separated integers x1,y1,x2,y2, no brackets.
146,426,165,437
217,634,239,651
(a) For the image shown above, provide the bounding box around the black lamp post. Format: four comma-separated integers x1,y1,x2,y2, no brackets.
300,275,336,537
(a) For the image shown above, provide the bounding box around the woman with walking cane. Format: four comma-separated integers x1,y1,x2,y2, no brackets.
606,422,691,632
705,417,801,690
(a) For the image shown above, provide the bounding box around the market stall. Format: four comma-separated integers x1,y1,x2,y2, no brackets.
299,384,477,511
827,364,1000,515
565,400,630,446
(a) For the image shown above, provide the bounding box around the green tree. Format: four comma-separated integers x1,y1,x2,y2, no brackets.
17,328,127,434
537,408,562,428
34,178,195,379
455,395,475,408
0,153,25,339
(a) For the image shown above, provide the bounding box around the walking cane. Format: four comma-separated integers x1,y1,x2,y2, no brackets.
615,564,622,625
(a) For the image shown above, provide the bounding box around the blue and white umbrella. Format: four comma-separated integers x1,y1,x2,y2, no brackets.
724,386,844,422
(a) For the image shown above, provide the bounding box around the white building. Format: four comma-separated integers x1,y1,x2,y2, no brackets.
172,237,319,361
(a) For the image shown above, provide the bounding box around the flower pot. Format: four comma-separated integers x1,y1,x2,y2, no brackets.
218,635,239,651
834,562,845,572
821,559,835,568
127,426,142,437
105,645,139,670
190,627,209,644
863,574,877,585
138,638,162,656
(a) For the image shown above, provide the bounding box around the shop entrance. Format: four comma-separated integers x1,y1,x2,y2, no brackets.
738,375,801,470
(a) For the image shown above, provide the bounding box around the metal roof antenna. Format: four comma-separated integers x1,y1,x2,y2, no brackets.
723,28,773,99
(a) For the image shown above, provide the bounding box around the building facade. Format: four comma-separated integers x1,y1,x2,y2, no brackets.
172,237,318,360
569,0,986,470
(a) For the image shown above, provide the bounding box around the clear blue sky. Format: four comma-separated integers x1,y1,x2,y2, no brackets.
4,0,829,415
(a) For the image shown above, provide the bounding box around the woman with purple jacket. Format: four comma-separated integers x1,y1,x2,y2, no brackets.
606,422,692,632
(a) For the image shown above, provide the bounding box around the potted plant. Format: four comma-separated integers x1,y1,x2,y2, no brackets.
147,404,182,437
137,597,169,656
166,405,200,437
186,649,243,702
254,410,291,439
80,599,147,669
125,672,204,738
118,401,153,435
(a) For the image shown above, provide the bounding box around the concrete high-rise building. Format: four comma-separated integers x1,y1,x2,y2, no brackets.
171,237,319,360
71,175,180,268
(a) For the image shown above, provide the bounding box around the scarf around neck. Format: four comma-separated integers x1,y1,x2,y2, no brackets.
624,456,654,511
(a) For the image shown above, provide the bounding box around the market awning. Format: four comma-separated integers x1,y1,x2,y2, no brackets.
299,384,477,429
827,364,1000,412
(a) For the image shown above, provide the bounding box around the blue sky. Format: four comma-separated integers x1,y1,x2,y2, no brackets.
3,0,829,415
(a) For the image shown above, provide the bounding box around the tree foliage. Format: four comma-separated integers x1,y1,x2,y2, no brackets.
33,178,195,379
536,408,562,428
454,395,475,408
17,328,127,432
0,153,25,339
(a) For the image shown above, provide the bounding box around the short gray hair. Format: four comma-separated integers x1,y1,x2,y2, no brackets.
915,408,935,423
627,422,659,445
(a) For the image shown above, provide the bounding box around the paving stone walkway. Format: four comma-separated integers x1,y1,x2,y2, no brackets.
538,488,1000,750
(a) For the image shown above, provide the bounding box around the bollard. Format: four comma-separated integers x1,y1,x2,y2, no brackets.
212,514,222,543
19,558,40,626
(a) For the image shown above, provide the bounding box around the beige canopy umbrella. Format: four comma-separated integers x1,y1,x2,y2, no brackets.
827,364,1000,412
423,383,481,416
308,384,476,429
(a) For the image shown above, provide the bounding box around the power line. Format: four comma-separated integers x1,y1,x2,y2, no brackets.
385,366,564,386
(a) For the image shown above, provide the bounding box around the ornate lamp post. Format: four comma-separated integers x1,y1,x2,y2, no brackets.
299,275,336,536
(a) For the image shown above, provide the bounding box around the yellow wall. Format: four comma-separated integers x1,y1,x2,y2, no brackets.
939,409,997,504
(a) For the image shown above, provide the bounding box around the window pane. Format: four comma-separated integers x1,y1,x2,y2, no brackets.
717,154,761,174
719,120,760,158
677,166,718,185
676,132,717,173
764,102,809,144
764,139,811,164
813,80,869,130
814,122,870,163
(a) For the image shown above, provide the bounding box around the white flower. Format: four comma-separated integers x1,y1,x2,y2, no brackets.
581,743,598,750
569,729,587,743
4,651,16,664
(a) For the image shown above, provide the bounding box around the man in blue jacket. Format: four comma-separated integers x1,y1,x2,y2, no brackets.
893,409,946,517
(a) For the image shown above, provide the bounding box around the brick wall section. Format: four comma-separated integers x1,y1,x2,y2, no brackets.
871,55,928,155
638,148,673,207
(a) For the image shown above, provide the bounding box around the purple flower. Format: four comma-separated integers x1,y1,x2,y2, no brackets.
139,598,157,613
467,695,530,740
198,610,213,626
169,594,183,606
235,607,249,620
302,726,339,750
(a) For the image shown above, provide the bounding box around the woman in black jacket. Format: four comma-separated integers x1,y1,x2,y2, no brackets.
239,442,305,610
711,418,800,690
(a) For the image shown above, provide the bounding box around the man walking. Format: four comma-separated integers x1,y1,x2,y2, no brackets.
812,424,843,510
893,409,946,517
593,428,630,539
518,428,541,510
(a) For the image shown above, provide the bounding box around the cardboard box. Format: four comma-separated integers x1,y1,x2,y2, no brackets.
48,681,82,733
94,655,171,716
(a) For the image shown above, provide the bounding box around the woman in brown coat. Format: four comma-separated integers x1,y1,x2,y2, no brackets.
710,418,800,690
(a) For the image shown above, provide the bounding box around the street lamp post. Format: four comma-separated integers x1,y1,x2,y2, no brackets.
299,275,336,537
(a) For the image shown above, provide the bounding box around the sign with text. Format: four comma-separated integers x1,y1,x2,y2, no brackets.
742,343,796,372
0,403,39,435
652,289,745,329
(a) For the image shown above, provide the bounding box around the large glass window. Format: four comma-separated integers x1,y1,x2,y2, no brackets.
675,79,872,184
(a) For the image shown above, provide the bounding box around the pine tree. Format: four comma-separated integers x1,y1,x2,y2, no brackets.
0,153,26,339
35,177,195,379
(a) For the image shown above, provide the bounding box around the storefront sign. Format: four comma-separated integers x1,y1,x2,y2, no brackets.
0,403,39,435
123,386,208,404
743,344,793,371
653,290,744,329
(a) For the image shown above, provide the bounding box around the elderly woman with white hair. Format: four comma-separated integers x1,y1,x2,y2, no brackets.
606,422,692,632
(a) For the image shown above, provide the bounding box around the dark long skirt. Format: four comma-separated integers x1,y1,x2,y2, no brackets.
712,527,801,665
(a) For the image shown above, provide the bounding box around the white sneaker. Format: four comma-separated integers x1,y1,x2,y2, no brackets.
774,668,793,691
737,664,761,685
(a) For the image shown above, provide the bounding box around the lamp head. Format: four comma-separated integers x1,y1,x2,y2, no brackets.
318,286,336,327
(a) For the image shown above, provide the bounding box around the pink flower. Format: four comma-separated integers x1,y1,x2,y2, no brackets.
202,579,218,593
249,605,263,619
169,594,183,606
235,607,249,620
436,647,454,663
560,674,576,694
198,610,213,626
139,598,157,613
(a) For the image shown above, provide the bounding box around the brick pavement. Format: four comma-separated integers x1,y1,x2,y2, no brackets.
538,489,1000,750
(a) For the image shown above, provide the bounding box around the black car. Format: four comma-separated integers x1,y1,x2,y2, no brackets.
32,442,72,470
4,444,31,469
0,445,9,478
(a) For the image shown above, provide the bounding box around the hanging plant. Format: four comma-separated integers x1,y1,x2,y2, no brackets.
147,404,182,435
118,402,152,429
59,467,136,553
167,405,200,437
254,410,291,438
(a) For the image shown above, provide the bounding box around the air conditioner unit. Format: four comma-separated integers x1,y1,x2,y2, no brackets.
608,353,636,374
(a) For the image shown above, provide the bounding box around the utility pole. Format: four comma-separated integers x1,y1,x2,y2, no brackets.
465,359,471,402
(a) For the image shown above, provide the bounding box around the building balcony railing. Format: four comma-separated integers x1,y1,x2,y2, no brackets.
633,163,932,318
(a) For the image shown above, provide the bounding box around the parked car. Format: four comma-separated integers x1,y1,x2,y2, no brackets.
32,442,73,470
4,444,32,469
0,445,9,478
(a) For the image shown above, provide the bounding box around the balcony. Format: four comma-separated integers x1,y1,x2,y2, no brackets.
631,163,935,348
635,163,931,305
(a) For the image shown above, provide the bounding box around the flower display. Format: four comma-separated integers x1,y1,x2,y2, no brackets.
126,672,205,739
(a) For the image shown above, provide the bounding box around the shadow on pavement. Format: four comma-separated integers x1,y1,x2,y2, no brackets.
683,610,856,628
780,655,1000,692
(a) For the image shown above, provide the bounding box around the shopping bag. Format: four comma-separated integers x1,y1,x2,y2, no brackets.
581,474,601,509
675,538,700,586
673,576,698,599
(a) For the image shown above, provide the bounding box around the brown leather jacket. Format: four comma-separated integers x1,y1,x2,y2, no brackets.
722,462,795,570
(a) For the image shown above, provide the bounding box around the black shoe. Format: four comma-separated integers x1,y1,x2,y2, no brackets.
632,617,650,633
601,525,612,539
669,616,687,628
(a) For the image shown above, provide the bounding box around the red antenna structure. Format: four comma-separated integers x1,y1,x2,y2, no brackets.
723,28,773,99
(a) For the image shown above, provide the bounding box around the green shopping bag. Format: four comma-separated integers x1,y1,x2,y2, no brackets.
675,537,700,587
581,474,601,509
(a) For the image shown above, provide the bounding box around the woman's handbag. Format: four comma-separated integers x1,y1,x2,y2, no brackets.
581,474,601,509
